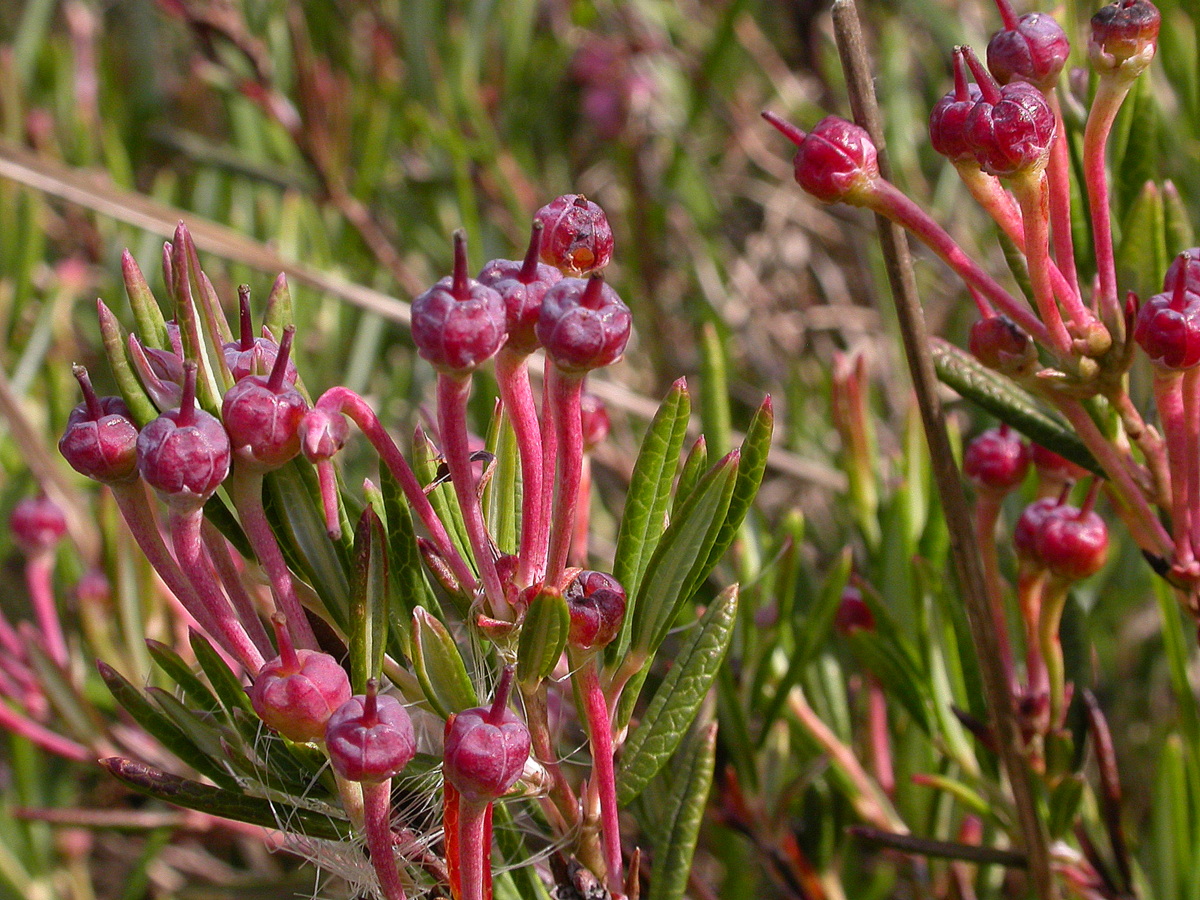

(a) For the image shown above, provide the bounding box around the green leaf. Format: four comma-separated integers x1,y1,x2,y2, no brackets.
690,396,772,595
96,300,158,426
627,451,738,659
1164,180,1195,254
699,323,732,456
1115,74,1160,216
845,630,932,733
672,436,709,518
411,607,478,718
930,338,1100,475
1115,180,1166,302
998,229,1034,305
485,405,520,556
612,379,691,632
98,661,235,788
146,640,223,719
350,506,389,692
122,251,169,349
618,585,737,805
1047,775,1086,839
380,464,436,653
24,642,106,745
516,588,571,686
100,757,349,841
145,688,244,785
262,459,352,629
264,273,294,339
414,428,475,578
647,722,717,900
189,631,256,720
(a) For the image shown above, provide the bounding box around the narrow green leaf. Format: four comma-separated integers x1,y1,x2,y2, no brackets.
930,338,1100,475
98,661,234,788
189,631,255,720
97,299,158,426
146,640,222,719
202,494,254,560
612,378,691,621
845,630,932,732
647,722,717,900
998,230,1034,304
1047,775,1086,839
24,642,106,744
628,452,738,658
412,607,478,718
413,427,474,573
145,688,242,788
1115,74,1160,216
350,506,389,692
264,273,294,338
380,464,436,652
618,585,738,805
100,757,349,841
691,396,773,594
699,323,732,456
485,405,520,556
122,250,169,349
517,588,571,686
1115,180,1166,302
672,436,709,517
1164,180,1195,254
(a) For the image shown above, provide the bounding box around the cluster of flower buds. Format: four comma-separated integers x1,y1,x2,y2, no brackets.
766,1,1199,614
57,193,640,898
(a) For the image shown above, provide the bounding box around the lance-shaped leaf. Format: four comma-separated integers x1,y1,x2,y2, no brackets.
349,506,389,692
170,224,225,412
672,436,708,518
1164,181,1194,252
101,757,349,841
263,459,352,629
146,640,222,719
688,396,772,596
146,688,244,787
24,642,106,745
98,661,235,788
647,721,717,900
699,323,732,455
190,631,255,720
413,426,475,573
618,585,737,805
122,249,169,350
264,273,294,338
1116,181,1166,302
612,379,690,635
930,339,1100,475
97,299,158,426
626,450,739,661
380,464,436,652
412,607,478,718
517,588,570,687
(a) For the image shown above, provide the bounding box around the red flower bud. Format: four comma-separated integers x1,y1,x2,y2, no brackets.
962,49,1056,177
1163,248,1200,294
477,221,564,353
250,614,352,743
968,315,1039,377
987,2,1070,90
1134,264,1200,369
930,49,983,163
1036,502,1109,581
763,112,879,204
964,425,1030,493
537,275,632,373
534,195,614,276
298,407,350,463
223,286,297,384
564,570,626,650
1089,0,1160,76
221,326,308,471
580,393,610,450
411,231,507,376
325,679,416,783
834,586,875,636
443,667,530,803
59,366,139,484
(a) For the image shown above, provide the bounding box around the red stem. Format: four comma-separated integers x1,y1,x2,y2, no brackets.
546,367,584,588
363,779,408,900
71,365,104,420
201,521,274,657
267,325,294,392
1153,370,1195,570
228,468,319,650
314,387,476,593
519,222,544,284
437,374,508,619
0,701,91,761
1045,95,1081,302
457,795,493,900
572,455,593,567
495,349,546,588
168,507,265,673
867,679,894,797
24,553,68,667
866,180,1052,346
578,654,624,894
1185,368,1200,560
1013,172,1073,357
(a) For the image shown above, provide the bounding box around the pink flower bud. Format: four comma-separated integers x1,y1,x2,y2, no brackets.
763,112,879,204
564,570,626,650
411,231,508,376
1089,0,1160,76
930,49,983,163
961,49,1056,177
59,366,139,484
443,667,530,803
325,679,416,782
1036,502,1109,581
298,407,350,463
969,314,1039,377
222,327,308,470
250,615,352,743
534,194,614,276
477,221,564,354
964,425,1030,493
10,496,67,555
222,286,297,384
834,586,875,636
537,275,632,373
987,3,1070,90
1134,265,1200,369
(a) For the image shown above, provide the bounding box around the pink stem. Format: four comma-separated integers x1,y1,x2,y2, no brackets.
458,796,492,900
1012,172,1073,358
577,654,623,893
228,468,319,651
867,180,1052,347
1185,369,1200,559
363,779,408,900
495,349,546,587
0,607,25,659
1154,371,1195,569
0,701,92,761
437,374,508,619
200,521,274,657
1083,78,1135,336
110,483,230,656
571,454,593,567
168,508,265,673
1045,94,1081,301
314,387,476,593
315,459,342,537
23,553,68,667
867,679,894,797
546,367,584,588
